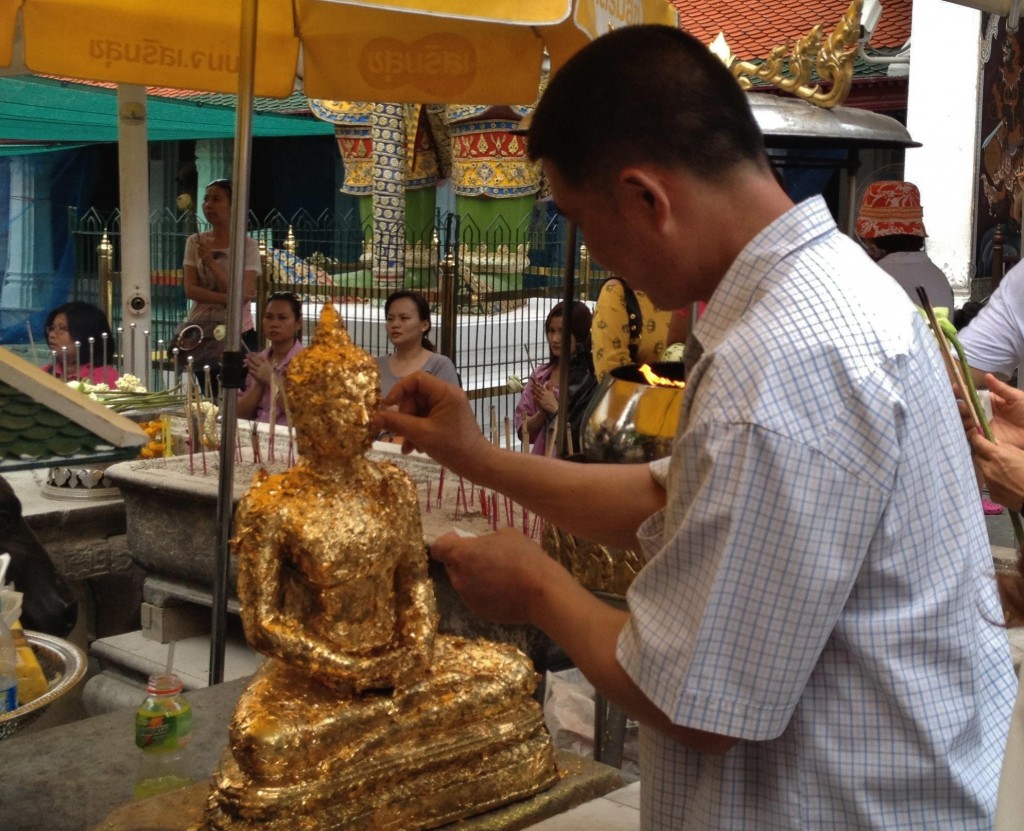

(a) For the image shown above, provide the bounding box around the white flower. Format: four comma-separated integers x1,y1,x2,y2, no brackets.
507,374,524,393
116,374,147,393
213,325,226,341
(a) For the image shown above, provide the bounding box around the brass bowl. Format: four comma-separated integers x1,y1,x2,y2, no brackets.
0,631,87,740
581,362,686,463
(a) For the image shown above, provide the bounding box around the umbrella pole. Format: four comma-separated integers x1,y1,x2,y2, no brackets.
552,220,578,459
209,0,259,686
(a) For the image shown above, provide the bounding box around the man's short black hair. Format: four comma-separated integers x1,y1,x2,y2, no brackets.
528,25,769,187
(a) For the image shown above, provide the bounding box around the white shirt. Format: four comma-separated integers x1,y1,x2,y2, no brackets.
875,249,954,312
960,258,1024,387
619,197,1015,830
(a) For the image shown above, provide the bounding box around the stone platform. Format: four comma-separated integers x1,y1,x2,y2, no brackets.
0,674,628,831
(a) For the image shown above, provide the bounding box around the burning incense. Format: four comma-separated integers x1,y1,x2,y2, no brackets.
185,358,195,475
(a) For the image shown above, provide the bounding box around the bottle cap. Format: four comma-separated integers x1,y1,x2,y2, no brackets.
145,673,183,695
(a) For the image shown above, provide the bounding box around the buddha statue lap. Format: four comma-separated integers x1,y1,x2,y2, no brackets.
195,304,558,831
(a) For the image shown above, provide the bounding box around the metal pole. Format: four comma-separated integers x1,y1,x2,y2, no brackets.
552,220,577,458
439,250,457,362
210,0,258,686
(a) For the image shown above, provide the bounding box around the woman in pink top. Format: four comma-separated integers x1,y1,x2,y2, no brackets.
41,301,119,386
237,292,304,425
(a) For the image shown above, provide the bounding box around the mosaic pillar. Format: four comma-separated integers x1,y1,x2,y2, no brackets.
371,103,406,286
1,155,56,314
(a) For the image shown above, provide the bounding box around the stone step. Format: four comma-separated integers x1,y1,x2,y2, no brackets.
89,627,262,692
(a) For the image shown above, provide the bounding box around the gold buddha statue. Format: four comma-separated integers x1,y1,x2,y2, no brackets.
197,304,558,831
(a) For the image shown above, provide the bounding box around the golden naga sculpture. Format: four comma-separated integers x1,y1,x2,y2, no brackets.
721,0,863,109
195,304,558,831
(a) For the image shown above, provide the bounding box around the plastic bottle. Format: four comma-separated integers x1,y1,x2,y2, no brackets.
133,673,193,799
0,591,17,715
0,554,17,714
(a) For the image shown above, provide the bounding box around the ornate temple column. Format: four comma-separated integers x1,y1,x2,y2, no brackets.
316,100,443,288
370,103,407,286
1,154,56,315
448,106,540,291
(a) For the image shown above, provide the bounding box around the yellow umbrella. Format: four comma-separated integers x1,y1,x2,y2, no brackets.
1,0,677,104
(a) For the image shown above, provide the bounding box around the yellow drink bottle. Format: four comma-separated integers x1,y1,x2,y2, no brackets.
133,673,193,800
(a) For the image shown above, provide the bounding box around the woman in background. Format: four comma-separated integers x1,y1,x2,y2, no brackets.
181,178,261,393
41,301,119,385
515,300,596,456
376,290,459,398
237,292,304,425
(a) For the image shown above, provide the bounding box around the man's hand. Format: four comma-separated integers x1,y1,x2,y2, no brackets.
969,431,1024,511
430,528,552,625
373,372,490,471
983,374,1024,449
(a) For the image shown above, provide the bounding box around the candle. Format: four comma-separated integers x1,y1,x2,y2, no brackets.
50,350,57,376
73,341,81,382
116,327,123,374
203,365,212,401
88,337,95,374
198,401,208,476
156,340,165,392
101,332,109,369
61,345,68,379
172,347,180,382
129,323,137,372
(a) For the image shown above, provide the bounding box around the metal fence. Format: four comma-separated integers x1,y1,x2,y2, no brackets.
67,205,607,440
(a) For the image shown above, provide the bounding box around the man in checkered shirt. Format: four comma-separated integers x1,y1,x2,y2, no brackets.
377,25,1016,830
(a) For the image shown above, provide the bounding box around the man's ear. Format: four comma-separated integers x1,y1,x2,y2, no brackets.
618,167,672,231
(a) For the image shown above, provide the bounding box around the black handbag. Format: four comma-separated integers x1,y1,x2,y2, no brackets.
169,318,224,367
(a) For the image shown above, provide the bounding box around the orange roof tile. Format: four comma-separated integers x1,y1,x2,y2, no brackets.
671,0,911,60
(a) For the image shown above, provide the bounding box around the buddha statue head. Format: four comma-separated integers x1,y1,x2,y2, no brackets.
285,303,379,461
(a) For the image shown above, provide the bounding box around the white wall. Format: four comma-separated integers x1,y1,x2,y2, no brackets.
905,0,987,302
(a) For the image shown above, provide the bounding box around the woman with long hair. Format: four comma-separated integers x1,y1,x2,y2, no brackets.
181,178,261,392
376,290,459,398
514,300,596,456
237,292,304,425
41,301,118,385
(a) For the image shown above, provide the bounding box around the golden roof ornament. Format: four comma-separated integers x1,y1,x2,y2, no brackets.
714,0,863,109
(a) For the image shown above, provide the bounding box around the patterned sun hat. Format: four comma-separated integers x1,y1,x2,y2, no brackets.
856,180,927,239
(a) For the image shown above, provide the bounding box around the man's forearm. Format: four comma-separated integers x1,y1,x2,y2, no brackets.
461,445,664,550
